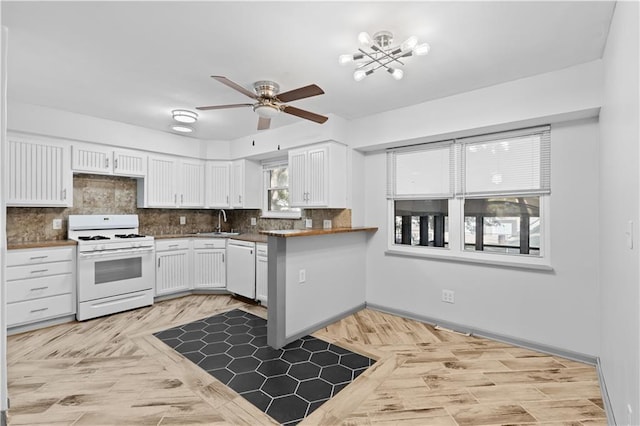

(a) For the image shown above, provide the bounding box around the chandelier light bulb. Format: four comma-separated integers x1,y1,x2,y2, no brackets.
413,43,431,56
338,54,354,65
358,31,373,46
400,36,418,52
388,68,404,80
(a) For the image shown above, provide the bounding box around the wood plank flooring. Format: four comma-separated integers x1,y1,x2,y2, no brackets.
6,295,606,425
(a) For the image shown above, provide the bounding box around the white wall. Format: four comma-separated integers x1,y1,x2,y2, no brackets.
349,60,602,152
363,117,600,356
7,101,231,159
285,232,367,338
598,2,640,425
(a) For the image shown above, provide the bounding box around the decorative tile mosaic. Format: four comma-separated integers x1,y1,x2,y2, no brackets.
154,309,375,425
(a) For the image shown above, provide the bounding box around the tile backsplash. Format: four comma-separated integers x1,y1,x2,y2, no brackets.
6,174,351,243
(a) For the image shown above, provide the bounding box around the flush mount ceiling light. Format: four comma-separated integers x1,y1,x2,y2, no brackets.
171,109,198,123
339,31,430,81
170,124,194,133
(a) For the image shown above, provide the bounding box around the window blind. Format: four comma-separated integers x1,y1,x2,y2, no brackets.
459,126,550,197
387,141,455,199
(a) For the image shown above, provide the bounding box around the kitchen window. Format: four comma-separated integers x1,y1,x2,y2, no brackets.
262,160,301,219
387,126,551,269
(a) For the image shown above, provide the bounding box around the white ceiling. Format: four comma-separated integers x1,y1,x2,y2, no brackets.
1,1,614,141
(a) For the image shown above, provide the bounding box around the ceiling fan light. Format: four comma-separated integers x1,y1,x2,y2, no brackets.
171,124,194,133
253,104,280,118
171,109,198,123
388,68,404,80
358,31,373,46
338,54,354,65
413,42,431,56
400,35,418,51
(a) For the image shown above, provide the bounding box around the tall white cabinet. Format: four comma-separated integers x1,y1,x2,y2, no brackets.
289,142,347,208
6,134,72,207
230,159,261,209
205,161,231,208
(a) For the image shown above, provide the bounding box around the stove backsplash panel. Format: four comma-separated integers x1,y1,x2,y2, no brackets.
6,174,351,244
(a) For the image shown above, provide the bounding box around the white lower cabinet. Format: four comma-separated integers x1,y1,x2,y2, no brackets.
255,243,268,306
192,239,226,289
6,246,76,328
155,239,191,296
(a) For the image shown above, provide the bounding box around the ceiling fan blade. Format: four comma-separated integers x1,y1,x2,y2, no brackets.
211,75,257,99
282,105,329,124
257,117,271,130
277,84,324,103
196,103,253,111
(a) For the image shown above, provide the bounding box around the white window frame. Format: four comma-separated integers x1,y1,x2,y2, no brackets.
386,126,552,271
261,159,301,219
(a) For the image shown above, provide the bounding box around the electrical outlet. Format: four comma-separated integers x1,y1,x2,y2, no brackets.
305,219,312,228
299,269,306,283
323,220,332,229
251,217,257,226
52,218,62,230
442,289,455,304
179,216,186,225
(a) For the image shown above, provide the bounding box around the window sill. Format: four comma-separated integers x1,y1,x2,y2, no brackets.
260,212,302,220
385,247,553,271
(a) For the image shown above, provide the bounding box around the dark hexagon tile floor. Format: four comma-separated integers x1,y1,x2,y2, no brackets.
154,309,375,425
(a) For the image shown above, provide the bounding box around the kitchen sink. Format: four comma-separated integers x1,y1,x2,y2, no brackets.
191,232,240,237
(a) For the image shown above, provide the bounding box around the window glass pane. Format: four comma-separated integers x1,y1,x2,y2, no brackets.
394,200,449,247
464,197,540,255
270,167,288,187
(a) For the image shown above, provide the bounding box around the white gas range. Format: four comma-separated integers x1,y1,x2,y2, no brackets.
68,214,155,321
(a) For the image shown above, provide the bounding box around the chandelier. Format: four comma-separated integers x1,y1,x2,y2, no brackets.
339,31,430,81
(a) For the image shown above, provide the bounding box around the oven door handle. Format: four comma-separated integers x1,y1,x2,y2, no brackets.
78,247,155,258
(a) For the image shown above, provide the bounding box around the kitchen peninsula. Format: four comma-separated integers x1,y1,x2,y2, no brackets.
261,227,377,349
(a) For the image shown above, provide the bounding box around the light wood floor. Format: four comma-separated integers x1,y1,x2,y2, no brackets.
6,295,606,425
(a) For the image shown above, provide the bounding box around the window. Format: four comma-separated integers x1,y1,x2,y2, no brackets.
387,126,551,269
262,160,301,219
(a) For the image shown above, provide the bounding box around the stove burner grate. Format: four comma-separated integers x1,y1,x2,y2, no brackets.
78,235,110,241
114,234,146,239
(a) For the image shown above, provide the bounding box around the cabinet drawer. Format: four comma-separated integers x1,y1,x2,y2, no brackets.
7,274,74,303
7,247,74,266
6,261,74,281
156,239,190,252
193,239,226,250
256,244,268,257
7,293,75,327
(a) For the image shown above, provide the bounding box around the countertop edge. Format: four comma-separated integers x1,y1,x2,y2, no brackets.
7,240,78,250
259,227,378,238
154,233,268,244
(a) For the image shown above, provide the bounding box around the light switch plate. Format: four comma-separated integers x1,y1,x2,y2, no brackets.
52,219,62,230
305,219,312,228
179,216,186,225
251,217,257,226
323,220,332,229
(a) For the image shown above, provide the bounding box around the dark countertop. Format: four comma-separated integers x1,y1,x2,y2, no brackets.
259,227,378,238
153,233,268,244
7,240,78,250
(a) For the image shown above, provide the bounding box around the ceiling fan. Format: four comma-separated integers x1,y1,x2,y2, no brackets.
196,76,329,131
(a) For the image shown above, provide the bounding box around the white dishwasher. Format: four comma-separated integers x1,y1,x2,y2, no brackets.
226,239,256,299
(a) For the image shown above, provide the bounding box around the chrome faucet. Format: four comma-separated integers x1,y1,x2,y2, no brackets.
216,209,227,232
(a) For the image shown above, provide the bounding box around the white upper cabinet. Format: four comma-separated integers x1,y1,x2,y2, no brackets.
6,134,72,207
288,142,347,208
205,161,231,208
72,143,146,177
139,155,205,208
230,159,261,209
179,158,206,208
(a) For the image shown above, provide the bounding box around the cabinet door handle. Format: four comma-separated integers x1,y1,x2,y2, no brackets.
29,255,48,260
158,258,161,267
30,269,48,274
181,194,184,204
62,189,67,200
174,194,177,204
239,195,242,204
105,158,109,169
30,286,48,291
30,308,49,313
222,253,225,263
169,244,179,248
226,195,229,204
114,158,118,169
